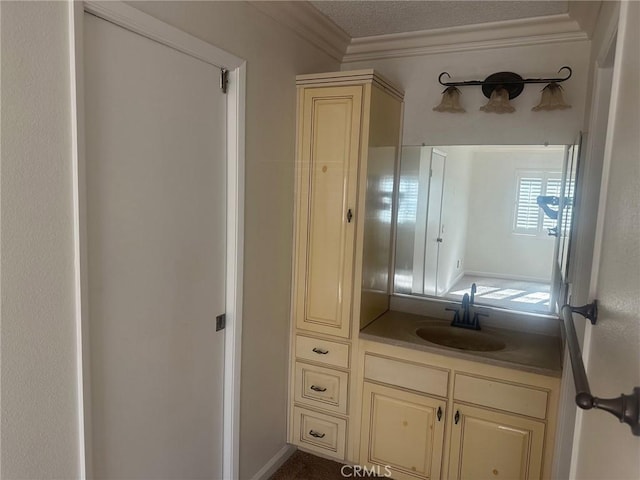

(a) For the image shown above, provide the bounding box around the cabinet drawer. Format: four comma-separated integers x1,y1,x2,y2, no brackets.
292,406,346,460
295,335,350,368
454,373,548,419
364,354,449,398
295,362,349,414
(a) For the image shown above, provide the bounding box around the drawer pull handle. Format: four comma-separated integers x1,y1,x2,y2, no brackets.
310,385,327,392
309,430,325,439
454,410,460,425
437,406,442,422
312,347,328,355
347,209,353,223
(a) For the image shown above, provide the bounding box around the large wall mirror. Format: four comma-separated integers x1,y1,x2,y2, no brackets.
394,142,579,315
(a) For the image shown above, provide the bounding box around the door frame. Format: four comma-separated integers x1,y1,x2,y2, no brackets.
68,2,246,478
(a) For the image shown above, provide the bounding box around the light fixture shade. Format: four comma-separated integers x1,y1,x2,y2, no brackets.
433,86,465,113
532,82,571,111
480,87,515,113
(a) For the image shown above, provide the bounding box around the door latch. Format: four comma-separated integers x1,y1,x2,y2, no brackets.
216,313,226,331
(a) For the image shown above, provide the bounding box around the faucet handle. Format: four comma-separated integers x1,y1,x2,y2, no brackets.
471,311,489,330
445,307,460,324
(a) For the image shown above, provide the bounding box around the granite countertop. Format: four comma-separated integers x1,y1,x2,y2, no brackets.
360,310,563,377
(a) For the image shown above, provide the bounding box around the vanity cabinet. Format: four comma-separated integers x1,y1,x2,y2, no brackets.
288,70,404,461
291,70,403,338
448,403,545,480
357,341,560,479
360,381,446,480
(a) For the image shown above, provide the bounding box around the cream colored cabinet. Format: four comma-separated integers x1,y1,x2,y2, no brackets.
448,403,545,480
288,70,404,462
357,341,560,479
292,70,403,339
360,382,446,480
293,84,362,338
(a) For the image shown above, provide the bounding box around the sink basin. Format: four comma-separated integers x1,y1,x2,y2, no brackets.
415,326,506,352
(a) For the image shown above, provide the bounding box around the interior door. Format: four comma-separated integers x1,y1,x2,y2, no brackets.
84,13,226,479
423,149,446,296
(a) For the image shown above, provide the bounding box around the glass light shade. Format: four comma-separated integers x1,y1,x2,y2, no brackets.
532,82,571,111
433,86,465,113
480,87,515,113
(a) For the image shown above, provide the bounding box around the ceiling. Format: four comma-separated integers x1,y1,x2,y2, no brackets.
310,1,569,38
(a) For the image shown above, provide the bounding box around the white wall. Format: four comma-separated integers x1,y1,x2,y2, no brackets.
343,41,590,146
464,148,565,281
1,2,338,479
1,2,80,478
573,2,640,478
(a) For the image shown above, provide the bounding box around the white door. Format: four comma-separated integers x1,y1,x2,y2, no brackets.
84,12,226,479
424,150,446,296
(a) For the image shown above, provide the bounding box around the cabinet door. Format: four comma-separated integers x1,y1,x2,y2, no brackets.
294,85,363,338
448,403,545,480
360,382,446,480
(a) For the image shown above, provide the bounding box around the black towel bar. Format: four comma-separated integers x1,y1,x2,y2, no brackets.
561,302,640,436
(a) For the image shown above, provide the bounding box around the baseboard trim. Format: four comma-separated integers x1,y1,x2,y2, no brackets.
464,270,550,284
250,444,297,480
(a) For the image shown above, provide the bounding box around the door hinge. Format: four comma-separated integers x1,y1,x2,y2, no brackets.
216,313,226,331
220,68,229,94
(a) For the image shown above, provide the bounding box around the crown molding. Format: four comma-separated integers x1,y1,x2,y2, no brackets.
247,4,589,64
248,1,350,63
343,13,589,63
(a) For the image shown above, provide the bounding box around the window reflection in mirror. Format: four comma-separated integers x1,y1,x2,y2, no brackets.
394,144,577,315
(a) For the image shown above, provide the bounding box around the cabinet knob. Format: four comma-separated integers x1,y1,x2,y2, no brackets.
454,410,460,424
309,430,325,439
437,406,442,421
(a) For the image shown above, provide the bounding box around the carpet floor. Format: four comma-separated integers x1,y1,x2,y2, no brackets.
269,450,347,480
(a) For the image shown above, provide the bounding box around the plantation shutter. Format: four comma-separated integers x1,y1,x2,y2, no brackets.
515,177,543,232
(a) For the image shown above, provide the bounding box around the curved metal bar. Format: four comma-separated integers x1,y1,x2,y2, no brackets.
438,65,572,88
521,65,572,84
561,303,640,436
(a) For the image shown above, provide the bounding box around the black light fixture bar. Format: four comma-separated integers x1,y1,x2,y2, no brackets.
438,66,572,99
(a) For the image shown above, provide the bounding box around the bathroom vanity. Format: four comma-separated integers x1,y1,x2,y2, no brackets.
358,310,561,480
288,70,563,479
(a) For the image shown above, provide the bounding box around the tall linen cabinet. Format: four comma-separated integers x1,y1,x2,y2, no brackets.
288,70,404,461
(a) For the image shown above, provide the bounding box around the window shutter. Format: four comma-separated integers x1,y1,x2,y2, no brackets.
515,177,543,231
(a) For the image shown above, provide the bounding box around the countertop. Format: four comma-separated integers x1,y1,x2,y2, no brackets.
360,310,563,377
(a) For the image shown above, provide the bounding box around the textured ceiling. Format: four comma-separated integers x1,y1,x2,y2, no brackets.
310,1,569,38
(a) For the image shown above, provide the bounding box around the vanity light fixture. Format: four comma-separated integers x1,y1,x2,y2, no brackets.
479,87,515,114
434,66,572,113
432,86,465,113
532,82,571,111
